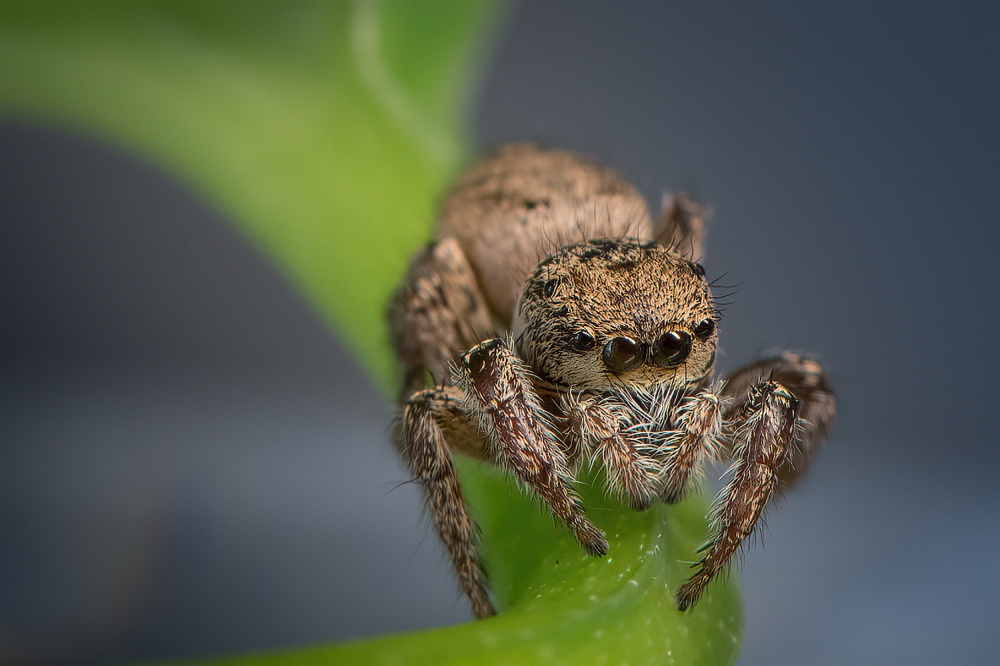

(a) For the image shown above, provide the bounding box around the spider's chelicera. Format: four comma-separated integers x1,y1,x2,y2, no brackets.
389,144,835,617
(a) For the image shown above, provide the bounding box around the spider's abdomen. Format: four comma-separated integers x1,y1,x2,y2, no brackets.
436,144,653,324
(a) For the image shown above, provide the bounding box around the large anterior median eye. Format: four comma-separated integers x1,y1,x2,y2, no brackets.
602,336,645,372
652,331,692,368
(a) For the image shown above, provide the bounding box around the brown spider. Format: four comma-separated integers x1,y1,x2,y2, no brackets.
389,144,835,618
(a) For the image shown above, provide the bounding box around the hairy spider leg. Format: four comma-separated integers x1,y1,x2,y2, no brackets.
389,237,494,399
457,338,608,557
675,379,799,611
722,352,835,489
400,387,494,618
654,192,710,262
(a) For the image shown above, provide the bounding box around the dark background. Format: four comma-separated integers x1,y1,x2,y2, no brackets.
2,2,998,664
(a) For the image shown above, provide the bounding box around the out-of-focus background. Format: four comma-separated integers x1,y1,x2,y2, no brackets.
2,2,997,664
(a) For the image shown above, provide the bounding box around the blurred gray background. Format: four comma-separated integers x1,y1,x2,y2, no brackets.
2,2,997,664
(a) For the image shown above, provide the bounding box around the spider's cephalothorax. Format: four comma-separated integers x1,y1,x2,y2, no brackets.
389,144,835,618
514,240,718,394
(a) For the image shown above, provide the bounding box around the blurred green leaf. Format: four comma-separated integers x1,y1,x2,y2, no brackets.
1,0,496,387
1,1,743,663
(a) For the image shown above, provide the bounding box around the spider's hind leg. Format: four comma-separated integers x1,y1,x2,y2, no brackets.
654,192,710,261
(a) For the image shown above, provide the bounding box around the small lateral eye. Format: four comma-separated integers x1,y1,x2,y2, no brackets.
462,339,501,376
602,336,645,372
542,279,558,298
571,330,596,352
694,318,716,339
652,331,692,368
463,347,485,375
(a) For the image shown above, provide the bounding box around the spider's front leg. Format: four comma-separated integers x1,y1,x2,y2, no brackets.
722,352,835,489
675,379,800,611
457,338,609,557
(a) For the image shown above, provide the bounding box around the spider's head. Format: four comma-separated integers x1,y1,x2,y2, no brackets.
513,239,718,393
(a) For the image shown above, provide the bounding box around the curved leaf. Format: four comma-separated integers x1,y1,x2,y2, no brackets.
191,467,741,665
0,2,743,663
2,0,495,386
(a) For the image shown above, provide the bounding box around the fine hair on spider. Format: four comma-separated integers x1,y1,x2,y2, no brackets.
388,143,835,618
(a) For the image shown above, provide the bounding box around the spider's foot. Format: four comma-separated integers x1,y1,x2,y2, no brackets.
575,520,609,556
674,571,710,612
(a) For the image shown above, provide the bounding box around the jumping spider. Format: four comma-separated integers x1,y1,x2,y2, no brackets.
389,144,835,617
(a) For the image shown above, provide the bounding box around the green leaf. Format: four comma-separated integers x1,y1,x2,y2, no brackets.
181,468,741,666
2,0,495,387
0,2,743,663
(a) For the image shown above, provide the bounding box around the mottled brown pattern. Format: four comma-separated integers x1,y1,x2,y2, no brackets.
437,144,653,322
388,144,835,617
389,238,495,398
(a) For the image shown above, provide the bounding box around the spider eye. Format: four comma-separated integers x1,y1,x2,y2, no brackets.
542,279,558,298
602,336,645,372
652,331,692,368
694,318,716,339
463,347,485,375
571,330,596,352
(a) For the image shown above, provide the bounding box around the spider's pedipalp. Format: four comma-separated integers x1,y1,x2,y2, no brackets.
659,388,726,504
562,392,661,511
